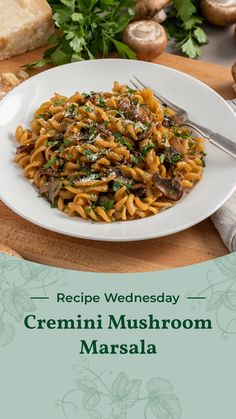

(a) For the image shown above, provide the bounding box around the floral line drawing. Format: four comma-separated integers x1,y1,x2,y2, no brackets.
187,253,236,339
0,255,66,347
56,358,182,419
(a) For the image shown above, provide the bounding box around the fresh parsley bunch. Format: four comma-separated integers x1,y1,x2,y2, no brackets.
165,0,208,59
28,0,136,68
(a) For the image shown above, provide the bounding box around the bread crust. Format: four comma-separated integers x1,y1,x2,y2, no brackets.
0,0,54,60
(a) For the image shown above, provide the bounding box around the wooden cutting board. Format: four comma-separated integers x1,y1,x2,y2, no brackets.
0,47,234,272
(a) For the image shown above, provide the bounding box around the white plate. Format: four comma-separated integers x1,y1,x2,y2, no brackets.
0,59,236,242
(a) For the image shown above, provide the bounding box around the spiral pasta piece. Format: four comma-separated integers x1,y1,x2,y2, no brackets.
14,82,205,222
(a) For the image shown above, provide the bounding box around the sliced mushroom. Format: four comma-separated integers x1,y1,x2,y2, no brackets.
200,0,236,27
153,173,183,201
16,144,35,154
135,0,170,23
131,183,146,197
39,168,61,178
94,123,112,138
123,20,167,61
118,97,131,112
40,180,62,204
169,137,185,154
137,125,153,140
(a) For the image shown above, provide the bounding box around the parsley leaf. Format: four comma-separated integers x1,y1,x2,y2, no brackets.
181,36,201,59
193,27,208,44
26,0,136,68
165,0,208,59
43,157,57,169
173,0,196,21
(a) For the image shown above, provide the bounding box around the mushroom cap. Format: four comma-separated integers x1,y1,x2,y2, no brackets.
123,20,167,61
0,244,22,258
232,61,236,82
200,0,236,27
135,0,170,20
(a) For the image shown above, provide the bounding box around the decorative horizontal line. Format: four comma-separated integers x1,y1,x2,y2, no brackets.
187,297,206,300
30,297,49,300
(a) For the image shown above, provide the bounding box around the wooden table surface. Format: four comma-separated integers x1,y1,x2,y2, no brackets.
0,48,233,272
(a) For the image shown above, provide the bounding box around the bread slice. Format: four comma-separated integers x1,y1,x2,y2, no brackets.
0,0,54,61
0,70,29,100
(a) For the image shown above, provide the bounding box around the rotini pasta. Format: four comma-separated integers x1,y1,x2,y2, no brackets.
15,82,206,222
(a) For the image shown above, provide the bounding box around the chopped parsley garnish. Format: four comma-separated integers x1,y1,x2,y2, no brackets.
68,104,76,112
97,96,106,108
83,149,97,161
141,140,156,156
113,181,122,192
163,132,170,147
172,127,192,139
69,175,81,186
64,104,76,118
44,140,54,147
188,139,195,147
100,199,114,211
36,113,45,119
84,105,93,112
43,157,57,169
160,154,165,164
117,137,133,150
84,149,93,157
169,153,183,165
133,97,140,106
54,98,66,106
114,131,122,139
201,153,207,167
159,149,183,166
112,180,133,192
131,155,139,164
126,86,136,94
63,138,71,147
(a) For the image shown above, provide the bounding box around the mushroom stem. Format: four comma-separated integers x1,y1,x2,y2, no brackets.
154,9,167,23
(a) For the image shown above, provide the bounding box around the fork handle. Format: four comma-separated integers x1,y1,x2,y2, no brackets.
184,120,236,159
209,133,236,159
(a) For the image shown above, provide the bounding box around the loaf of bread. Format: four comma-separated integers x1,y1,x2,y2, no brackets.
0,0,54,61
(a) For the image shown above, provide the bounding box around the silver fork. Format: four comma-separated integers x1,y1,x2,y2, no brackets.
130,76,236,160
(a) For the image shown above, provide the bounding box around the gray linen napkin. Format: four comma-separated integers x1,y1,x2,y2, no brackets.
211,97,236,252
211,193,236,252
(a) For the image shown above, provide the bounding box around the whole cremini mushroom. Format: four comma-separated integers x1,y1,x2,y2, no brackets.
135,0,170,23
232,61,236,82
123,20,167,61
200,0,236,27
